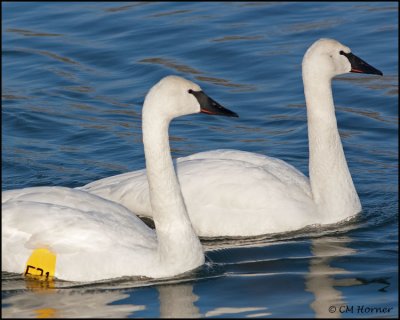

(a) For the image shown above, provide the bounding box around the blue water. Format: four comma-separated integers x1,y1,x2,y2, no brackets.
2,1,398,318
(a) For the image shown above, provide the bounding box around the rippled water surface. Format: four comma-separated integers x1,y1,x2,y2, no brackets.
2,2,398,318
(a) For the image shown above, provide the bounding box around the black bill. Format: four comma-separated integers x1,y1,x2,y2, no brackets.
340,51,383,76
189,90,239,117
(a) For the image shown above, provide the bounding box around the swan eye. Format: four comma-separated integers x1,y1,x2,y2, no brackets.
339,50,345,55
188,89,194,94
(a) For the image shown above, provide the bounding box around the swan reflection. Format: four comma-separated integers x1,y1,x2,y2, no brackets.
2,286,145,318
2,233,362,318
306,236,361,318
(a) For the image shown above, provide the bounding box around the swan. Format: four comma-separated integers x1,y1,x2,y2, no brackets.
80,39,383,237
1,75,238,281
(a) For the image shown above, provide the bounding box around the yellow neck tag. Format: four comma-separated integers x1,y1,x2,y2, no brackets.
25,248,56,280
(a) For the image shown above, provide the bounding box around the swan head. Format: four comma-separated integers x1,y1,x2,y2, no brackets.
302,38,382,79
143,75,238,120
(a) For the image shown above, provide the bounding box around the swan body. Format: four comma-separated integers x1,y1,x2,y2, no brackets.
2,187,157,282
81,39,382,238
2,75,237,281
81,149,318,236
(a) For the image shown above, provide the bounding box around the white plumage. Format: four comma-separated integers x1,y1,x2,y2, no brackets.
2,75,237,281
81,149,317,236
81,39,382,237
3,187,156,281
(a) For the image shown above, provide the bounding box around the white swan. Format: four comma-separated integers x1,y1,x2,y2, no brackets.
1,75,238,281
80,39,383,237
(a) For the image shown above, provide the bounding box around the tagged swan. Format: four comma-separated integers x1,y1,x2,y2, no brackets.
80,39,383,237
1,76,238,281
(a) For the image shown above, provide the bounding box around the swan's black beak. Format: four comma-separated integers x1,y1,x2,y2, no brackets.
189,90,239,117
340,51,383,76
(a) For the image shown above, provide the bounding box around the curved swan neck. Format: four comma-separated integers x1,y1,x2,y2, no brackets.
142,101,203,269
303,71,361,220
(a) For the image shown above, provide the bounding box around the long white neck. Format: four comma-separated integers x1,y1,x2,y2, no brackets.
142,102,204,275
303,71,361,222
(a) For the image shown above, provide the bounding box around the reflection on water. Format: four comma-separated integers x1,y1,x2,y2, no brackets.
212,35,264,42
2,288,145,318
102,3,146,13
305,236,361,318
2,233,362,318
149,9,193,18
338,75,398,96
2,278,202,318
205,306,270,317
139,57,255,91
1,277,272,318
158,284,200,318
139,57,202,74
6,28,62,37
284,19,344,33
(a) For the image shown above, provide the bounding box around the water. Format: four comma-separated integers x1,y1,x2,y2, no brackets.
2,1,398,318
